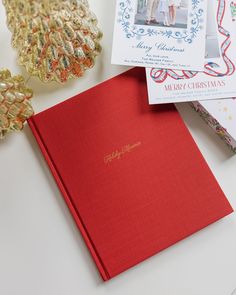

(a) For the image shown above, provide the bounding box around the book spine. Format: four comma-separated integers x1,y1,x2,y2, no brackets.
27,118,110,281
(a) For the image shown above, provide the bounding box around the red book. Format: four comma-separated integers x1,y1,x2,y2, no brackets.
28,68,233,281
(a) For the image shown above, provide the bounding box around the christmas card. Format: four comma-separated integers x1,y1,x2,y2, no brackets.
111,0,207,71
146,0,236,104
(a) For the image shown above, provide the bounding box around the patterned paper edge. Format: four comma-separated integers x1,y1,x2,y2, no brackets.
190,101,236,153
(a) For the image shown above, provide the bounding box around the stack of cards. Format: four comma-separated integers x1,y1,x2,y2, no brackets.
112,0,236,153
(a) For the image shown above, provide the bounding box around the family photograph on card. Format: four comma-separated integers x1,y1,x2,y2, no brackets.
135,0,188,28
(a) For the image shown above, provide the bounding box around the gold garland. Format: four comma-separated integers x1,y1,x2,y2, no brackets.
0,69,34,139
0,0,103,138
3,0,103,83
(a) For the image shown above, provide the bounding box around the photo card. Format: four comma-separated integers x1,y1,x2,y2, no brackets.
146,0,236,104
111,0,208,71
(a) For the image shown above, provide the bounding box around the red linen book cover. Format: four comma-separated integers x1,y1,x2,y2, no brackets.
28,68,233,281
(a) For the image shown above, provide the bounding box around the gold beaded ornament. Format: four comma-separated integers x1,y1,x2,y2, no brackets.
0,69,34,139
3,0,103,83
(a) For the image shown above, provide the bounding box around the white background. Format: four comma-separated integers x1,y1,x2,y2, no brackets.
0,1,236,295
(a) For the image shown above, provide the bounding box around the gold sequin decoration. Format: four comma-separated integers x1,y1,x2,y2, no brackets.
0,69,34,139
3,0,103,83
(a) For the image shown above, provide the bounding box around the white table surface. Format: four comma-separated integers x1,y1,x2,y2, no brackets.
0,1,236,295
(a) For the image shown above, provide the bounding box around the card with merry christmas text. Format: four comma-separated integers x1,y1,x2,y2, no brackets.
146,0,236,104
111,0,207,71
